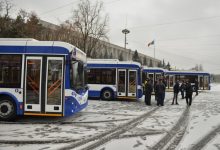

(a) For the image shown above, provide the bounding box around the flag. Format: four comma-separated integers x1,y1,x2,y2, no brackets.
148,40,154,47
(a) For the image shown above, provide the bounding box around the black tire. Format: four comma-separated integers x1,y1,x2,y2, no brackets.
192,86,196,92
101,89,113,100
0,97,16,121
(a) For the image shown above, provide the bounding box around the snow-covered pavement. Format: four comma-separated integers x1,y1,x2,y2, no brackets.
0,84,220,150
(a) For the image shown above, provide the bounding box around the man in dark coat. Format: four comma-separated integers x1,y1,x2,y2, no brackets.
180,80,186,99
172,80,179,105
185,81,193,106
145,79,153,105
154,80,158,101
195,79,199,96
162,78,167,103
155,79,166,106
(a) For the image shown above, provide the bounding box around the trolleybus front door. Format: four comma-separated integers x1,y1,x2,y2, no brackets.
25,56,64,115
117,69,126,96
25,57,42,112
128,70,137,97
45,57,63,113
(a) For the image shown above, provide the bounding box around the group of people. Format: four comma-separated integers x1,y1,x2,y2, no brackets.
144,78,166,106
172,79,198,106
144,78,199,107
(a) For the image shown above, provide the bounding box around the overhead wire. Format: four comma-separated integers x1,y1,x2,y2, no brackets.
129,15,220,29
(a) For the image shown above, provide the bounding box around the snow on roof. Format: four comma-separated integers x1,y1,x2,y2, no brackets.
87,59,141,67
0,38,38,41
165,70,210,75
0,38,86,62
142,66,165,71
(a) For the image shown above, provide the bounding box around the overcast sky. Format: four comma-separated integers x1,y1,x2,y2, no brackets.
11,0,220,74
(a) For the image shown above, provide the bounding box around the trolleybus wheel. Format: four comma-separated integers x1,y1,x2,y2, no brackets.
192,86,196,92
0,97,16,121
101,89,113,100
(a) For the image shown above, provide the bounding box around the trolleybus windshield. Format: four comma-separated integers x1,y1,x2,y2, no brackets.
70,60,86,91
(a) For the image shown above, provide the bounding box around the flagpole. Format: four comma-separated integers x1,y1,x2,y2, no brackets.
154,40,155,67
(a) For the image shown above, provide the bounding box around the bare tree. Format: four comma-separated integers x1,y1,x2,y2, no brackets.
0,0,14,37
0,1,3,15
71,0,109,57
2,0,14,18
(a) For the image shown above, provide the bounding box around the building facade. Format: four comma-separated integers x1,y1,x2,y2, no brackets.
39,20,161,66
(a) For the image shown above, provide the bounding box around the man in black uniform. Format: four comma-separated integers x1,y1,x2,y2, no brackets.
145,79,153,105
180,80,186,99
155,79,166,106
185,81,193,106
172,80,179,105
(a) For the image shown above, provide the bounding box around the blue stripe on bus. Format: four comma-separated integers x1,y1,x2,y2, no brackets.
143,69,164,73
87,64,140,69
0,46,69,54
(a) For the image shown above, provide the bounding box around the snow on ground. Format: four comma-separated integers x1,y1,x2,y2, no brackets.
177,83,220,150
204,134,220,150
0,84,220,150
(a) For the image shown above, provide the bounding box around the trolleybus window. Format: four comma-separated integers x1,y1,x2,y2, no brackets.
87,68,116,84
70,60,85,90
0,55,22,88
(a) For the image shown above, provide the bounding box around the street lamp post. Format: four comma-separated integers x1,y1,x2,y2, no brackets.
122,29,130,49
122,28,130,60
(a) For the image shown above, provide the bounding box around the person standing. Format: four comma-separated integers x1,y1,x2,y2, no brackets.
172,80,179,105
145,79,153,105
154,80,158,101
194,79,199,96
155,79,166,106
185,81,193,106
162,78,167,103
180,80,186,99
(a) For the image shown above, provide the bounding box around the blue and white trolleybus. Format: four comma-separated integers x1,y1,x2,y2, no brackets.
0,38,88,121
87,59,143,100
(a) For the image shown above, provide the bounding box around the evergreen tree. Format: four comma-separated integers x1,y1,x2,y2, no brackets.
162,59,165,68
25,12,43,39
119,52,123,61
132,50,140,62
149,59,153,67
166,62,171,70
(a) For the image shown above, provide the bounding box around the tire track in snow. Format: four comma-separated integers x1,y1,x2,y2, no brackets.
58,98,173,150
151,96,196,150
189,124,220,150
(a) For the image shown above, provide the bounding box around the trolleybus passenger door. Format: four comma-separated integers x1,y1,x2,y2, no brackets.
169,75,175,89
117,69,126,96
45,57,64,113
198,75,203,90
128,70,137,97
148,73,154,81
25,57,42,112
